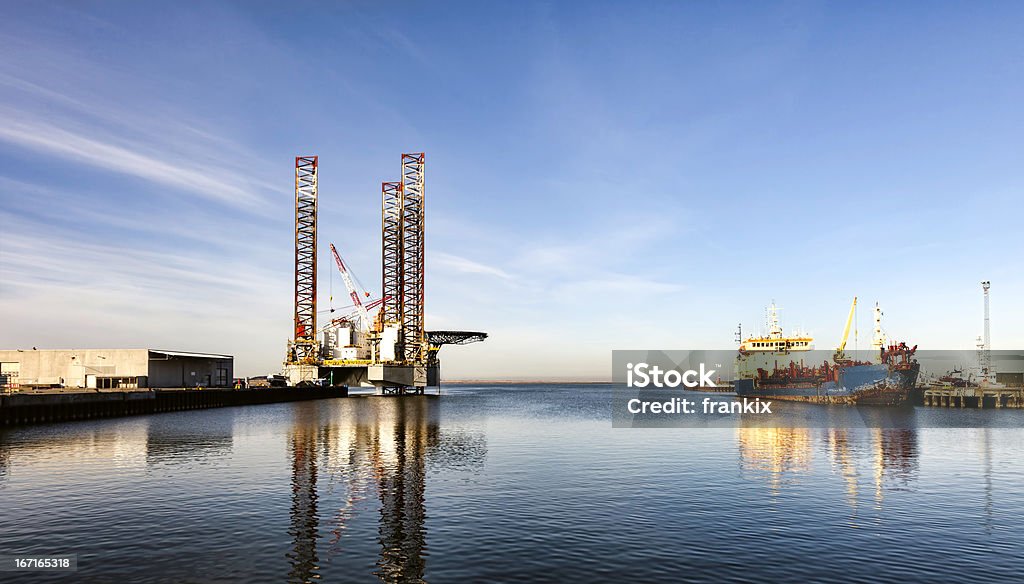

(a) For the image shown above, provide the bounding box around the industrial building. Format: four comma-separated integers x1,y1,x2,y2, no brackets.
0,349,233,390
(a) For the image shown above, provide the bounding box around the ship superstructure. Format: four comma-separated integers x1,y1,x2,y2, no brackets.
738,302,814,354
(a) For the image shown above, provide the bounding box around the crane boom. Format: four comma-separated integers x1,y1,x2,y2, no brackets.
330,243,370,332
836,296,858,359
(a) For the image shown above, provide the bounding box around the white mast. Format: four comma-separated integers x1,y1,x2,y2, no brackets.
767,301,782,338
871,302,887,350
981,281,993,383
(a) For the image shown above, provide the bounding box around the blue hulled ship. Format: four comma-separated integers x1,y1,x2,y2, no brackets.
734,298,920,406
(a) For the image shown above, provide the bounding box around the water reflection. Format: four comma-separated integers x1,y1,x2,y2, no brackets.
0,415,236,480
145,412,235,465
0,420,154,477
286,396,485,584
372,399,433,583
738,425,919,508
737,427,813,492
981,428,993,534
288,422,322,583
0,435,8,481
873,429,918,488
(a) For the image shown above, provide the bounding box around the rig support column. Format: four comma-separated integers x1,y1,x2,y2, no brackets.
381,181,404,335
293,156,319,363
400,153,426,363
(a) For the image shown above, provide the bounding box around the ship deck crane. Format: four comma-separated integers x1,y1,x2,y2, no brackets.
835,296,858,362
329,243,371,332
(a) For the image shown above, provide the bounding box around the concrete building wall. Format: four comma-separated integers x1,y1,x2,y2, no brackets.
0,349,233,389
0,349,149,388
148,355,233,388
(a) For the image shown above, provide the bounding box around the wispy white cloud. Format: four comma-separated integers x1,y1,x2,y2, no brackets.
0,215,265,298
508,214,683,280
0,176,272,251
0,113,272,212
432,251,514,280
0,70,279,182
0,32,282,214
558,275,686,296
0,71,91,111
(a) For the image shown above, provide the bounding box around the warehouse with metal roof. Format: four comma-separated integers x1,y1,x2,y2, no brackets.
0,349,233,390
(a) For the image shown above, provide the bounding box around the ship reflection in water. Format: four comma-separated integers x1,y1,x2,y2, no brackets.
287,397,484,583
739,425,920,510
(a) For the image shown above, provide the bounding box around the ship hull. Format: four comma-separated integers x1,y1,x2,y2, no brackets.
735,363,920,407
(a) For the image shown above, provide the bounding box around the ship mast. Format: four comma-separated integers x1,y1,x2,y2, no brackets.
871,302,887,350
981,281,993,383
767,301,782,338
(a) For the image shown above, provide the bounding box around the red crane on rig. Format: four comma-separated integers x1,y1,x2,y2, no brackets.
329,243,373,332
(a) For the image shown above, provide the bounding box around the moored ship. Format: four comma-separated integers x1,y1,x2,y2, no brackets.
734,298,920,406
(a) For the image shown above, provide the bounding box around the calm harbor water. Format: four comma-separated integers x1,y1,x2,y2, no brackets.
2,383,1024,582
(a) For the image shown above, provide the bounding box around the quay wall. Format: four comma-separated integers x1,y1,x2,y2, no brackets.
0,386,348,426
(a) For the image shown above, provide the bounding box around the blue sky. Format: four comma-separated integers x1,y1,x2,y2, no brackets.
0,2,1021,378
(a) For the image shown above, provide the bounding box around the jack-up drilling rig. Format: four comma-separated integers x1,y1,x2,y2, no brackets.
284,153,486,392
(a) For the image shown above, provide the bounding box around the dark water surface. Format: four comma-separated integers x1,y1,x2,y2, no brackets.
2,384,1023,583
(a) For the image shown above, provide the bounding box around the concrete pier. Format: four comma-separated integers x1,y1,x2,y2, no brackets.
921,386,1024,409
0,386,348,426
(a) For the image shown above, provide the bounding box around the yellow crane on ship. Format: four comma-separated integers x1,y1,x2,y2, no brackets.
834,296,858,363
